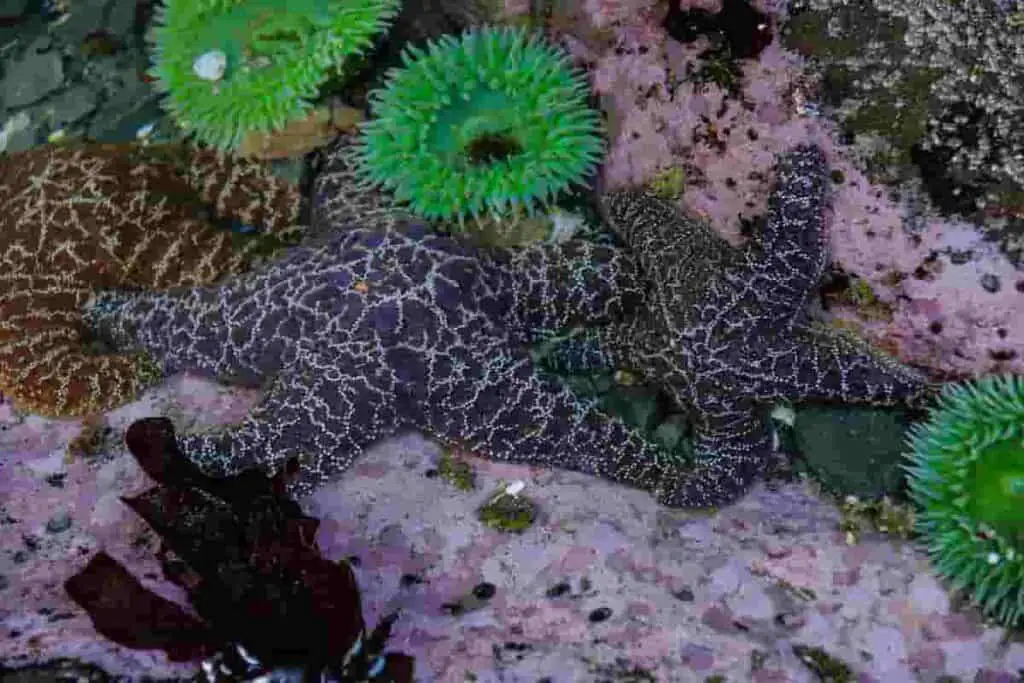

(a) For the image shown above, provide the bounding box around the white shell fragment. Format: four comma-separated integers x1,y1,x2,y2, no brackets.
193,49,227,82
504,480,526,497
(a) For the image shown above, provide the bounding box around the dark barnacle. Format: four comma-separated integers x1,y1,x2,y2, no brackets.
65,417,413,682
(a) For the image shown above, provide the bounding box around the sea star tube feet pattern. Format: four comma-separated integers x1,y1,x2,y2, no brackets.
82,134,711,507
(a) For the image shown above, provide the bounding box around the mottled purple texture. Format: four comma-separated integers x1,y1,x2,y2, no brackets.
3,377,1023,681
533,0,1024,379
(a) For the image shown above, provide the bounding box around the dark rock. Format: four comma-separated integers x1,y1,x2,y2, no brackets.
45,512,72,533
792,404,917,498
2,36,64,108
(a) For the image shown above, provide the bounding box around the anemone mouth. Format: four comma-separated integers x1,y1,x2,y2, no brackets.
462,133,524,167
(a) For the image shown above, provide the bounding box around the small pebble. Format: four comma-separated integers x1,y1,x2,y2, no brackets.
588,606,613,623
46,513,72,533
774,611,807,629
980,273,1001,293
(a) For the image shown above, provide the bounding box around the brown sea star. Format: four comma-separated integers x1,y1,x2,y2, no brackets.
0,142,302,417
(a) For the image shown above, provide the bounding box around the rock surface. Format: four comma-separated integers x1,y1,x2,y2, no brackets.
1,377,1022,681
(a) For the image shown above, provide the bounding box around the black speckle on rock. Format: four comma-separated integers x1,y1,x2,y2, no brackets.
989,349,1017,362
929,321,943,334
546,581,571,598
588,606,613,623
663,0,773,59
949,250,973,265
424,468,439,478
441,601,465,616
400,573,424,587
673,587,695,602
44,472,66,488
472,581,496,600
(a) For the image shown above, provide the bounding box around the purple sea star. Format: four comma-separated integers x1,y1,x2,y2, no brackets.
558,144,935,505
82,135,692,504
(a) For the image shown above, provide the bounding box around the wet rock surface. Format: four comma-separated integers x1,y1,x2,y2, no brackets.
2,377,1024,681
0,0,167,152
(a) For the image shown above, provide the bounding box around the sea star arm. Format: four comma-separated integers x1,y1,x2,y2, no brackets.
533,319,646,375
599,188,733,283
0,274,163,415
311,133,648,338
177,347,406,498
176,145,303,234
749,144,831,310
536,327,618,374
658,399,774,507
310,133,415,236
421,335,687,501
491,242,646,340
751,322,936,407
82,288,254,380
0,142,304,416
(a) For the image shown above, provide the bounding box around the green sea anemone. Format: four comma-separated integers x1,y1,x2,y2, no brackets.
354,26,605,222
147,0,400,150
904,374,1024,627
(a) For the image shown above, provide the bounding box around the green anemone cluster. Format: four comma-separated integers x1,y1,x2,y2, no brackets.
354,26,605,223
147,0,400,150
904,374,1024,627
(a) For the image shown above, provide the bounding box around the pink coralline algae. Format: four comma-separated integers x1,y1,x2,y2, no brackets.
539,0,1022,379
4,378,1024,680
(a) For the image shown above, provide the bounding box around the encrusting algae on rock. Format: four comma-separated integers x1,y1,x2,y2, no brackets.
0,142,303,417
